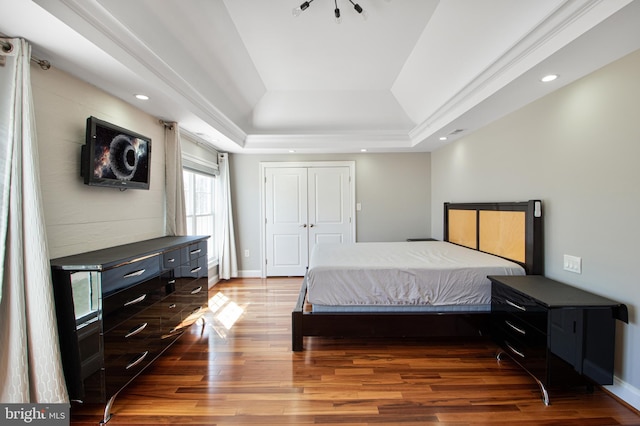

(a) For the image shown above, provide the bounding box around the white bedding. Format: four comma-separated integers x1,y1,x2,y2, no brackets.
307,241,525,309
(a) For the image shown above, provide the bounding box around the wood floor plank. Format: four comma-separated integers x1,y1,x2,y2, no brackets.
70,277,640,425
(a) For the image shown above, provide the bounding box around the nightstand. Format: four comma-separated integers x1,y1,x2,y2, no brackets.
488,275,628,405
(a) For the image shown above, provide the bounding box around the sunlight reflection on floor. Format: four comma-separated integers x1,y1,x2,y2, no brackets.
207,291,248,338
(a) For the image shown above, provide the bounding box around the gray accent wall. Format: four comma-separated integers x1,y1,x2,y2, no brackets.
230,153,431,274
432,48,640,407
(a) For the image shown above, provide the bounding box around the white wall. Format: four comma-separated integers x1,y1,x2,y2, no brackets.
432,48,640,408
31,67,166,258
230,153,431,274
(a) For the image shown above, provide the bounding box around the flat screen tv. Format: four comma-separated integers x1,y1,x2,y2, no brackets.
81,116,151,190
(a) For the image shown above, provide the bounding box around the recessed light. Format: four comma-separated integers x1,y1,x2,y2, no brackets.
288,150,295,153
360,149,367,152
439,136,448,141
541,74,558,83
135,94,149,100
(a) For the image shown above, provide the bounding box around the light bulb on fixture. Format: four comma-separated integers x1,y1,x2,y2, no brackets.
349,0,368,20
292,0,312,17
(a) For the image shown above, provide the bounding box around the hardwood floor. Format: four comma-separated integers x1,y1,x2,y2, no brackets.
70,277,640,425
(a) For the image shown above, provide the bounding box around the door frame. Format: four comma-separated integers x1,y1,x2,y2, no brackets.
260,161,356,278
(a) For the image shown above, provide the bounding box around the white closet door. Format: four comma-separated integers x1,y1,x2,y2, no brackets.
265,168,308,276
308,167,352,257
264,164,354,277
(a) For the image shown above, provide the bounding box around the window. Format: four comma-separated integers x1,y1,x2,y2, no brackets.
183,169,216,264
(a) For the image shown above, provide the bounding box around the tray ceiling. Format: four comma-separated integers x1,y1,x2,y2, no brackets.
2,0,640,153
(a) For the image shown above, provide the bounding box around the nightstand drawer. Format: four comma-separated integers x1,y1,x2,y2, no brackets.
493,315,546,347
492,281,546,333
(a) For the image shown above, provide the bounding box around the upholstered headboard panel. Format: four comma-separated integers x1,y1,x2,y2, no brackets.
444,200,543,275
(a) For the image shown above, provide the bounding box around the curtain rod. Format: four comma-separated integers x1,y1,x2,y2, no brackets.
1,38,51,70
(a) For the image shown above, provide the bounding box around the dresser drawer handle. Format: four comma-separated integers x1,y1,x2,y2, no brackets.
506,299,527,311
505,341,525,358
505,320,526,335
168,279,176,285
123,269,146,279
124,294,147,307
126,351,149,370
190,249,202,255
125,322,148,338
190,266,202,274
190,286,203,295
167,258,176,263
191,306,202,316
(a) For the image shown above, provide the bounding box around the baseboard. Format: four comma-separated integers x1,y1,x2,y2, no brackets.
237,269,262,278
208,274,219,289
604,377,640,412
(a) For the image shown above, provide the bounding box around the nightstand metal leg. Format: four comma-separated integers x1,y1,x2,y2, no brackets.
495,350,550,405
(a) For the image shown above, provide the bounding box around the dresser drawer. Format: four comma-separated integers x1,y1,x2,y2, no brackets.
157,293,189,340
181,240,207,265
162,248,181,270
180,256,208,280
103,314,160,347
101,255,161,296
102,277,166,332
104,344,159,396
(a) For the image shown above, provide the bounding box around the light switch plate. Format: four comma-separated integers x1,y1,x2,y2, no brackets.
563,254,582,274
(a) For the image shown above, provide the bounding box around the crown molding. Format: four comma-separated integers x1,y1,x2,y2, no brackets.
35,0,247,146
409,0,632,145
244,132,415,153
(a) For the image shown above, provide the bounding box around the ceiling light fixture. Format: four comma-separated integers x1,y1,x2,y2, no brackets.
293,0,368,22
134,94,149,100
541,74,558,83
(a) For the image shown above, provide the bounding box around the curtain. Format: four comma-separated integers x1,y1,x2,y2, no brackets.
164,122,187,236
216,153,237,279
0,38,68,402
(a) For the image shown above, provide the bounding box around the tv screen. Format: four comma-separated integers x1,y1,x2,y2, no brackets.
81,116,151,190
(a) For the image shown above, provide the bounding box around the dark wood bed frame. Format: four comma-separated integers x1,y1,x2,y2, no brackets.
292,200,543,351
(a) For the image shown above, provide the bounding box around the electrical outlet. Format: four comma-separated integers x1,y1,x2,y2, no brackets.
563,254,581,274
244,249,250,257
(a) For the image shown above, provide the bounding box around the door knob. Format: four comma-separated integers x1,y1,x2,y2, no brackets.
309,224,315,228
300,224,307,228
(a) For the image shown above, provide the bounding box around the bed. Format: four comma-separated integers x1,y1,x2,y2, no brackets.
292,200,543,351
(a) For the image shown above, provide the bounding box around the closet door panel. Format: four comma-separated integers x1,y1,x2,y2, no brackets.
265,168,309,276
308,167,352,256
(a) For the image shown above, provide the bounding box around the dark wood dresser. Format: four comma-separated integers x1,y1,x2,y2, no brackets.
489,275,628,405
51,236,209,424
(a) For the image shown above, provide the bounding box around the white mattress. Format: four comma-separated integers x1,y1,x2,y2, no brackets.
307,241,525,309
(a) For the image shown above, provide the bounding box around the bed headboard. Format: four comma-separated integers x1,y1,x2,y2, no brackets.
444,200,543,275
